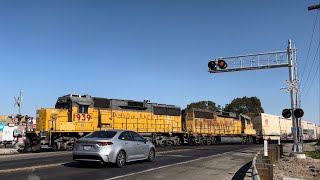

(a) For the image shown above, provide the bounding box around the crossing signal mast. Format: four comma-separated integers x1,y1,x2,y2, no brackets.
208,40,304,153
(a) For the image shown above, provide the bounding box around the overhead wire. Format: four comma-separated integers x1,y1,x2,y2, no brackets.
301,6,320,101
301,41,320,94
301,55,319,101
300,10,319,81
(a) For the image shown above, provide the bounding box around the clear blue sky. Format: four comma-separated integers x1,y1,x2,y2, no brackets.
0,0,319,124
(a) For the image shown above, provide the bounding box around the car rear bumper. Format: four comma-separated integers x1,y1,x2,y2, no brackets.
73,152,110,163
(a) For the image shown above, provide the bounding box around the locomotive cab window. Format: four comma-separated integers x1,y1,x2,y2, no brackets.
55,100,71,110
78,105,89,113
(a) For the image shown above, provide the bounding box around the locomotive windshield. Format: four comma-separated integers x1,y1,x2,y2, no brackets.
55,98,71,109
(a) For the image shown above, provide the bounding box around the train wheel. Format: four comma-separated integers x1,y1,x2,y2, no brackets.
242,137,247,144
165,140,172,146
207,140,212,145
212,138,217,144
202,140,207,145
215,137,221,145
53,142,60,151
31,137,41,152
188,138,195,146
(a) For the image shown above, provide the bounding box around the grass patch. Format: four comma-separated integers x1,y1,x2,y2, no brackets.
305,151,320,159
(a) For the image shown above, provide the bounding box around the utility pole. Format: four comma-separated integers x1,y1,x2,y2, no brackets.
288,40,301,152
14,90,23,115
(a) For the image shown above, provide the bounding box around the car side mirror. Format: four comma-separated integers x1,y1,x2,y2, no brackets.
144,139,148,144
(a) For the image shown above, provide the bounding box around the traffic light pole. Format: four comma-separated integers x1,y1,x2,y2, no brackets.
288,40,300,152
208,39,303,152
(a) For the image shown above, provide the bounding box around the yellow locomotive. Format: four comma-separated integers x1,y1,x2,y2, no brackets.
25,94,256,151
182,108,256,145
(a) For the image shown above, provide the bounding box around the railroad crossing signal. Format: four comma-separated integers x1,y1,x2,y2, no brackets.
282,109,291,118
284,79,300,93
282,108,304,119
208,61,216,70
208,60,227,71
293,108,304,118
208,40,303,152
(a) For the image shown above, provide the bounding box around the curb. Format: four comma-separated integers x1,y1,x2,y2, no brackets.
252,151,261,180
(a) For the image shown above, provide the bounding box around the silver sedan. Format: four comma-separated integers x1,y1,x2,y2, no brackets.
73,130,156,167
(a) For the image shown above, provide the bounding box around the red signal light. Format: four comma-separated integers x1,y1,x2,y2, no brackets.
218,60,227,69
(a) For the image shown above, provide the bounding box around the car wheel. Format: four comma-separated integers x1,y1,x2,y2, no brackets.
116,150,126,168
147,148,156,162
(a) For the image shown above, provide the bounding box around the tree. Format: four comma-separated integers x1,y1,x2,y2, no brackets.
187,101,221,111
224,96,264,114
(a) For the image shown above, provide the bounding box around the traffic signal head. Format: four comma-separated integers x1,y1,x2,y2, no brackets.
208,61,216,70
282,109,291,118
294,108,304,118
217,60,227,69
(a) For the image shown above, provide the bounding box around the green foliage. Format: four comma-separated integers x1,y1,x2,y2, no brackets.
224,96,264,114
305,151,320,159
187,101,221,111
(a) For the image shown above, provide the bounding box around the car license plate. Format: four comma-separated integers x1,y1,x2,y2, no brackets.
83,146,91,151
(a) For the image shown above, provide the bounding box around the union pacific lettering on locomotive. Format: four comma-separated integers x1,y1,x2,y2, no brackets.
24,94,257,151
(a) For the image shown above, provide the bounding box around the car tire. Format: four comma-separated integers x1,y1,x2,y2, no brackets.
115,150,126,168
147,148,156,162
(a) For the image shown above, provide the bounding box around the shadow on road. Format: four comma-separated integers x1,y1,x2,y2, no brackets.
231,161,252,180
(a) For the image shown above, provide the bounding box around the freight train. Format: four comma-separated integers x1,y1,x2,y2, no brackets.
251,113,320,143
24,94,256,151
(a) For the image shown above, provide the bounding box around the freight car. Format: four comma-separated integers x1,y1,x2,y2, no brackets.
250,113,320,143
24,94,256,151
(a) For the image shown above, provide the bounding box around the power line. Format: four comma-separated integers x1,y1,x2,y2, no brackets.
301,37,320,100
301,41,320,93
300,10,318,81
301,58,319,101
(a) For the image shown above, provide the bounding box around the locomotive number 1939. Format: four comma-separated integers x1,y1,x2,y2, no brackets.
74,113,92,122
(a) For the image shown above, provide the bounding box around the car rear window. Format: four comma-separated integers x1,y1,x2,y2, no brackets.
84,131,117,138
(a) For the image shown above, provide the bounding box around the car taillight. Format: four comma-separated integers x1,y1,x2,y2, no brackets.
96,142,113,146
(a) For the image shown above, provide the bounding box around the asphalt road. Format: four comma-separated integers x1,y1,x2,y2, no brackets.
0,144,262,180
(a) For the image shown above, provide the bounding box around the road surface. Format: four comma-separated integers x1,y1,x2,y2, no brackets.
0,144,262,180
